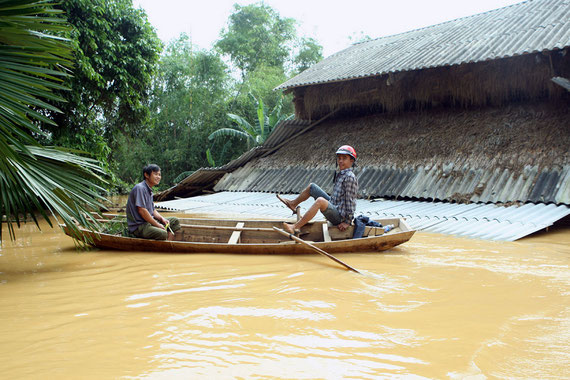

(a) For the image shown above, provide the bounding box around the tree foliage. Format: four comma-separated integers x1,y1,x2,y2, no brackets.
0,0,107,242
294,37,323,73
215,3,296,76
113,35,237,187
0,0,326,207
45,0,162,176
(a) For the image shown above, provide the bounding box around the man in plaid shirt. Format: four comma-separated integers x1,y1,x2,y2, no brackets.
279,145,359,234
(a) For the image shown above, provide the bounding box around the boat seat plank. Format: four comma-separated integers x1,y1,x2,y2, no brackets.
228,222,244,244
328,226,354,240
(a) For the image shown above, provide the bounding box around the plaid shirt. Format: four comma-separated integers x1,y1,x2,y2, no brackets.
331,168,358,223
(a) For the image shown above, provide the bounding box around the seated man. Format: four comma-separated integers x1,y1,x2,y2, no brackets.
126,164,180,240
278,145,359,234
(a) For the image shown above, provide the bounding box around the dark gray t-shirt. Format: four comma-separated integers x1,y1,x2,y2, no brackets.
126,181,154,232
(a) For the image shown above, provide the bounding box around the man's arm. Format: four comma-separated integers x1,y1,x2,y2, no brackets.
137,207,165,229
153,209,169,226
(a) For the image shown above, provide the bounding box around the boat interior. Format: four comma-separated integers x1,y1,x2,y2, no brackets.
95,214,411,244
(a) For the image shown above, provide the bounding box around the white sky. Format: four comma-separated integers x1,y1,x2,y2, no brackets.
132,0,524,57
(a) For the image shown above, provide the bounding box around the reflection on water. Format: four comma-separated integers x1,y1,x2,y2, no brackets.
0,219,568,379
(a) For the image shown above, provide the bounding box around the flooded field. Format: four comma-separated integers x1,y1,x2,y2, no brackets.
1,218,568,379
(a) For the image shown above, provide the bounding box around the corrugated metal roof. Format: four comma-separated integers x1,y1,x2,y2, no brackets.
214,165,570,206
155,191,570,241
276,0,570,91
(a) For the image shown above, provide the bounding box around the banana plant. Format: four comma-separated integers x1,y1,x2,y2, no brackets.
208,94,291,149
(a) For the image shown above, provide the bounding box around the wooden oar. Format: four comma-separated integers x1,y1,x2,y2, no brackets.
272,226,361,274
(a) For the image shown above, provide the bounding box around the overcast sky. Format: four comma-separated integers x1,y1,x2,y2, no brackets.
132,0,524,57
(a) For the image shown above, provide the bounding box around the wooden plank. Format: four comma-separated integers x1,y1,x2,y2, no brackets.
181,224,275,232
322,223,332,242
228,222,244,244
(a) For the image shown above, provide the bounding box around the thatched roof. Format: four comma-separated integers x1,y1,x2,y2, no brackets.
214,101,570,205
292,48,569,120
277,0,570,91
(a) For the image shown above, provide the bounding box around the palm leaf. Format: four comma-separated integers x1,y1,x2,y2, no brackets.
0,0,106,244
1,145,106,242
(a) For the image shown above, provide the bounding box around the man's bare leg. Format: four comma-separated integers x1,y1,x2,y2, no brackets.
283,197,329,234
279,184,312,211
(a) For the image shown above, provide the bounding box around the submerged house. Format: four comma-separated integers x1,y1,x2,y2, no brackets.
156,0,570,240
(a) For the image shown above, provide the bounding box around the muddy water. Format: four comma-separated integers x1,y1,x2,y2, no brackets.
0,219,568,379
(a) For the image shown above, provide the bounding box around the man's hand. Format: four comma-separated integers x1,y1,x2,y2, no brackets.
138,207,166,229
337,222,349,231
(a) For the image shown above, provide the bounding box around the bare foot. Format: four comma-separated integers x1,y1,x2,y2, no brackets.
282,222,296,235
167,232,175,241
276,194,297,214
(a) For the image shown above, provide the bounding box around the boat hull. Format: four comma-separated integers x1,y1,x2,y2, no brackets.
62,217,415,254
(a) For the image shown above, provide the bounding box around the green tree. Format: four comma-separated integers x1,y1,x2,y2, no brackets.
214,2,319,136
215,3,296,76
114,34,235,187
0,0,107,242
294,37,323,73
229,64,292,126
45,0,162,180
209,94,291,149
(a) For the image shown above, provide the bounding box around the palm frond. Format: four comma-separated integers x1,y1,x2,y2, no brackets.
0,145,107,242
0,0,106,244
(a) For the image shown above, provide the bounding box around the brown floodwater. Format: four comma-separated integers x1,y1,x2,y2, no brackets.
1,217,568,379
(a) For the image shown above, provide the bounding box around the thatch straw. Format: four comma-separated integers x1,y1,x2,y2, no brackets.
254,101,569,173
291,50,569,120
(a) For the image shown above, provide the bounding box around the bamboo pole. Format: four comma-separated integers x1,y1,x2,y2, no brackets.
272,227,361,274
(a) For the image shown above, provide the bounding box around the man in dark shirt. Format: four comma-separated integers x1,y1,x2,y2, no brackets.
278,145,358,234
126,164,180,240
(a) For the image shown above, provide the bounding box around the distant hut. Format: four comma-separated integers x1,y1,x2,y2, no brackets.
157,0,569,238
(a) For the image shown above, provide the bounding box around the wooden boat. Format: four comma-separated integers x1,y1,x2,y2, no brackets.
62,215,415,254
